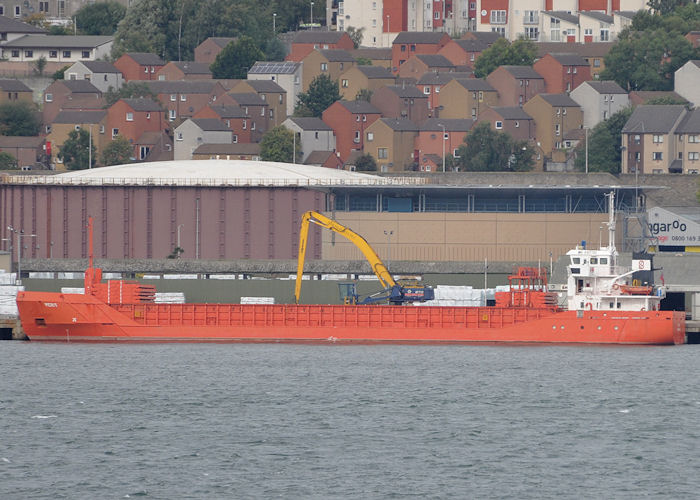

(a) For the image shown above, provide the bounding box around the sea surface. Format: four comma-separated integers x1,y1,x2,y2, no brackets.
1,342,698,499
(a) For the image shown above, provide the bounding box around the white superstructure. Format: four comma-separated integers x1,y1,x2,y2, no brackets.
566,192,664,312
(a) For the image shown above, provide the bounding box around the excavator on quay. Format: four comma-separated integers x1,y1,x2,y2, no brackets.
294,211,434,305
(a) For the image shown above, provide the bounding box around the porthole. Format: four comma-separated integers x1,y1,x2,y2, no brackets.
597,326,602,330
614,326,619,330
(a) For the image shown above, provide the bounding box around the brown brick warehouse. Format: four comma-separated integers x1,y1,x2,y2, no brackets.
0,161,652,265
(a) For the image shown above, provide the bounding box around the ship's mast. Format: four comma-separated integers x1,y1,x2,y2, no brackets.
606,191,616,252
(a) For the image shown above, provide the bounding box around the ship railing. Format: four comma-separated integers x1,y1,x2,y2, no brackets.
0,175,428,188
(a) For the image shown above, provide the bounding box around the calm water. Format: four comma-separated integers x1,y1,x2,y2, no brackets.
1,342,699,499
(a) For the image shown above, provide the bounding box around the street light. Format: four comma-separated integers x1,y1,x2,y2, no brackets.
384,230,393,267
438,123,446,172
273,13,276,34
386,14,390,33
584,126,588,174
177,223,184,257
310,1,314,25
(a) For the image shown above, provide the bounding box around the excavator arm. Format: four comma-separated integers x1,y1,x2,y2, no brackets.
294,211,396,304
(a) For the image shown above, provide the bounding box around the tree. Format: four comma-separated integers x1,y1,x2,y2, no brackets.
101,135,133,166
105,82,158,106
648,0,694,15
355,89,373,102
260,126,299,162
58,129,97,170
454,123,534,172
295,74,342,117
646,95,689,105
600,29,697,90
574,107,633,173
346,26,365,48
33,56,47,76
75,1,127,35
473,37,537,78
0,151,18,170
354,153,377,171
356,57,372,65
210,36,264,79
0,101,41,136
264,37,287,61
52,65,70,81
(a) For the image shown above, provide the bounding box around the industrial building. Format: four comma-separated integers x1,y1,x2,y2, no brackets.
1,160,652,267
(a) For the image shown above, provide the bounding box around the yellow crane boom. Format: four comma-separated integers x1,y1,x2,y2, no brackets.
294,211,396,304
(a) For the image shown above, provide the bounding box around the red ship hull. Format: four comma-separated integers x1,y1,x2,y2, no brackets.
16,291,686,345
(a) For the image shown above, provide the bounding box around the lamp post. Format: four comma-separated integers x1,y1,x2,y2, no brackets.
384,230,393,268
273,13,276,34
195,198,200,260
177,224,184,257
5,225,14,274
386,14,390,33
310,1,314,25
584,126,588,174
438,123,446,172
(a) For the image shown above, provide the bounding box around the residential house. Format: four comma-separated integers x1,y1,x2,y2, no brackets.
396,54,456,80
282,117,335,162
286,31,354,62
156,61,212,81
569,80,629,129
113,52,165,81
523,93,583,162
674,109,700,174
133,131,173,162
248,61,302,116
438,78,499,120
363,118,419,172
686,31,700,49
229,79,287,127
63,61,123,92
540,11,580,42
322,100,381,162
144,80,227,125
533,53,592,93
438,38,490,68
460,31,502,45
222,93,269,142
391,32,451,73
47,110,108,169
674,60,700,107
415,119,474,172
579,11,614,43
0,136,44,168
1,35,113,63
42,79,102,125
304,150,343,169
477,106,535,142
192,104,251,143
174,118,233,160
486,65,545,108
370,85,430,124
535,42,615,79
0,79,32,103
0,16,45,44
417,72,473,113
194,37,235,64
339,65,395,101
192,143,260,161
300,49,356,92
621,105,688,174
106,98,167,158
349,47,392,69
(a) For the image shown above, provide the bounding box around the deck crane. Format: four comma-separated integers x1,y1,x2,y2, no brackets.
294,211,434,305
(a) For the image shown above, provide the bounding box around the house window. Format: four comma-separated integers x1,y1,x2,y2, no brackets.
10,50,19,58
434,11,439,19
525,27,539,40
45,93,52,102
279,94,283,104
410,44,416,51
242,120,247,129
0,6,4,15
555,124,560,136
24,50,33,58
378,147,388,159
126,112,134,121
169,109,176,121
653,135,664,144
600,29,610,41
401,45,406,52
362,115,367,122
170,94,176,101
688,135,699,143
232,135,238,143
261,107,265,116
82,51,90,58
367,132,374,141
320,62,328,71
314,131,319,139
144,67,149,73
342,79,348,88
653,152,663,160
354,131,360,143
100,125,105,134
584,28,593,36
112,128,119,138
689,152,699,161
594,58,601,68
490,10,506,24
453,149,460,157
180,94,186,101
14,5,20,17
146,113,151,119
49,50,57,58
176,132,183,141
423,86,430,94
495,121,503,129
75,125,80,130
515,121,519,128
63,51,71,58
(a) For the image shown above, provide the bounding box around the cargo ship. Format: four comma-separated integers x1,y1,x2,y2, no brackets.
16,193,685,345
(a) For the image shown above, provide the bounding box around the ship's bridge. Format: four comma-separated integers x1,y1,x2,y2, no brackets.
567,246,615,278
